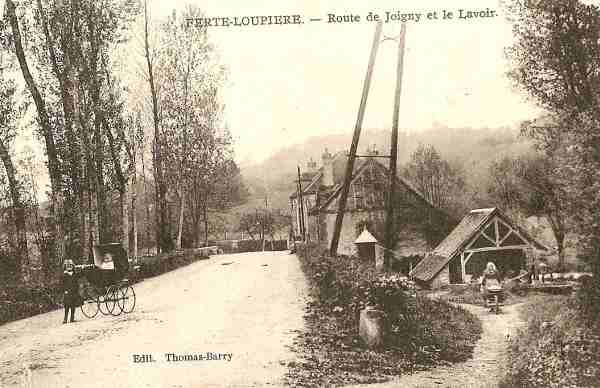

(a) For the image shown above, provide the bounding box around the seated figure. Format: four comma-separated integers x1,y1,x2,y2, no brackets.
101,253,115,270
480,262,504,305
87,252,116,288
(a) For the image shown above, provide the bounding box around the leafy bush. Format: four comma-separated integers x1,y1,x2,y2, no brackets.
576,270,600,323
500,295,600,388
138,250,207,278
0,283,62,325
287,246,482,386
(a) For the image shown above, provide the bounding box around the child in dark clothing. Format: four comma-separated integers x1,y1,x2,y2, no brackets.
61,259,81,323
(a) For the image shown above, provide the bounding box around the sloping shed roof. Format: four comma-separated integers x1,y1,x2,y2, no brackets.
433,208,495,258
410,208,548,282
410,254,447,283
355,229,378,243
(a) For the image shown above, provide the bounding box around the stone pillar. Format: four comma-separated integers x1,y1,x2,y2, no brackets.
359,307,386,348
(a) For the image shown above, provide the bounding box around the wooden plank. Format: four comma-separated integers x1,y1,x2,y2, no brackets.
497,217,530,247
466,230,496,250
463,251,474,266
465,245,529,253
460,252,466,283
494,218,499,246
497,218,512,242
481,229,496,245
466,225,495,250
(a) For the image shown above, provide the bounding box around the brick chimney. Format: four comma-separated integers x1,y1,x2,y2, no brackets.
321,148,334,186
306,157,317,174
366,144,379,157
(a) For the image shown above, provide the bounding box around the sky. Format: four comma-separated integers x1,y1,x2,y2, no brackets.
150,0,540,165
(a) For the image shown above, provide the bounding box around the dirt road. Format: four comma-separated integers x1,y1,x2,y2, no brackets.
0,251,308,388
345,302,525,388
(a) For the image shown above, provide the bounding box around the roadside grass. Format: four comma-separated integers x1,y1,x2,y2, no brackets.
286,244,482,387
499,294,600,388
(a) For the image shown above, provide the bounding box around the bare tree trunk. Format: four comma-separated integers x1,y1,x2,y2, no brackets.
37,0,82,259
89,188,100,248
80,153,90,261
0,137,29,281
549,216,566,272
141,149,151,255
122,189,130,257
176,191,185,250
197,224,203,248
203,203,209,246
131,142,139,260
132,188,138,260
7,0,63,279
143,0,169,253
94,132,107,242
82,204,89,260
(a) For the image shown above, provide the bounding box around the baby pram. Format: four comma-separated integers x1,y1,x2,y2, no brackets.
76,243,135,318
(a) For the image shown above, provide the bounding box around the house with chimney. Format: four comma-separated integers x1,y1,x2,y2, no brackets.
290,147,455,269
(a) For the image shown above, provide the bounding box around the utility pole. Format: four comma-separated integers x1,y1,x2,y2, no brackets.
384,23,407,270
329,21,383,257
297,166,306,242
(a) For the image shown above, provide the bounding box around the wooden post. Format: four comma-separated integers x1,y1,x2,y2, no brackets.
330,21,383,257
384,23,407,270
297,166,306,241
461,252,466,283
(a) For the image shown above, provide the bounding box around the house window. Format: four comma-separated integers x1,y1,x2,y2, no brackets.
353,183,364,210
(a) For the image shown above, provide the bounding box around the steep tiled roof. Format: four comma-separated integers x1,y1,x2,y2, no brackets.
314,157,439,214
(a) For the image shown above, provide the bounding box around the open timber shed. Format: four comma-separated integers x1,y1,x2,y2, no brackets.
410,208,549,289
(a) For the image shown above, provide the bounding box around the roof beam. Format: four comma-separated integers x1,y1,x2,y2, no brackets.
465,245,530,253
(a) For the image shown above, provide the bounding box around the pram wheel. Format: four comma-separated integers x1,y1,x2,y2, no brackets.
99,288,116,315
118,285,136,314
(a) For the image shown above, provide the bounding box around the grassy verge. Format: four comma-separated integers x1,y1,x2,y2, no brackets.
286,244,482,387
500,294,600,388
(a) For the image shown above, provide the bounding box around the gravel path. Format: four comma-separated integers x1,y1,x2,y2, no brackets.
0,251,308,388
344,302,525,388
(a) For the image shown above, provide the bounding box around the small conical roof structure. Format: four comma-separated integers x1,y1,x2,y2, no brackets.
355,229,378,244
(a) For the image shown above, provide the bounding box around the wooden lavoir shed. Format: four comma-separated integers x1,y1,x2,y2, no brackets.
410,208,549,289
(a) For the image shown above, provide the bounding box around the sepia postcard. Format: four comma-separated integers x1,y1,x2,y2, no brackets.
0,0,598,387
